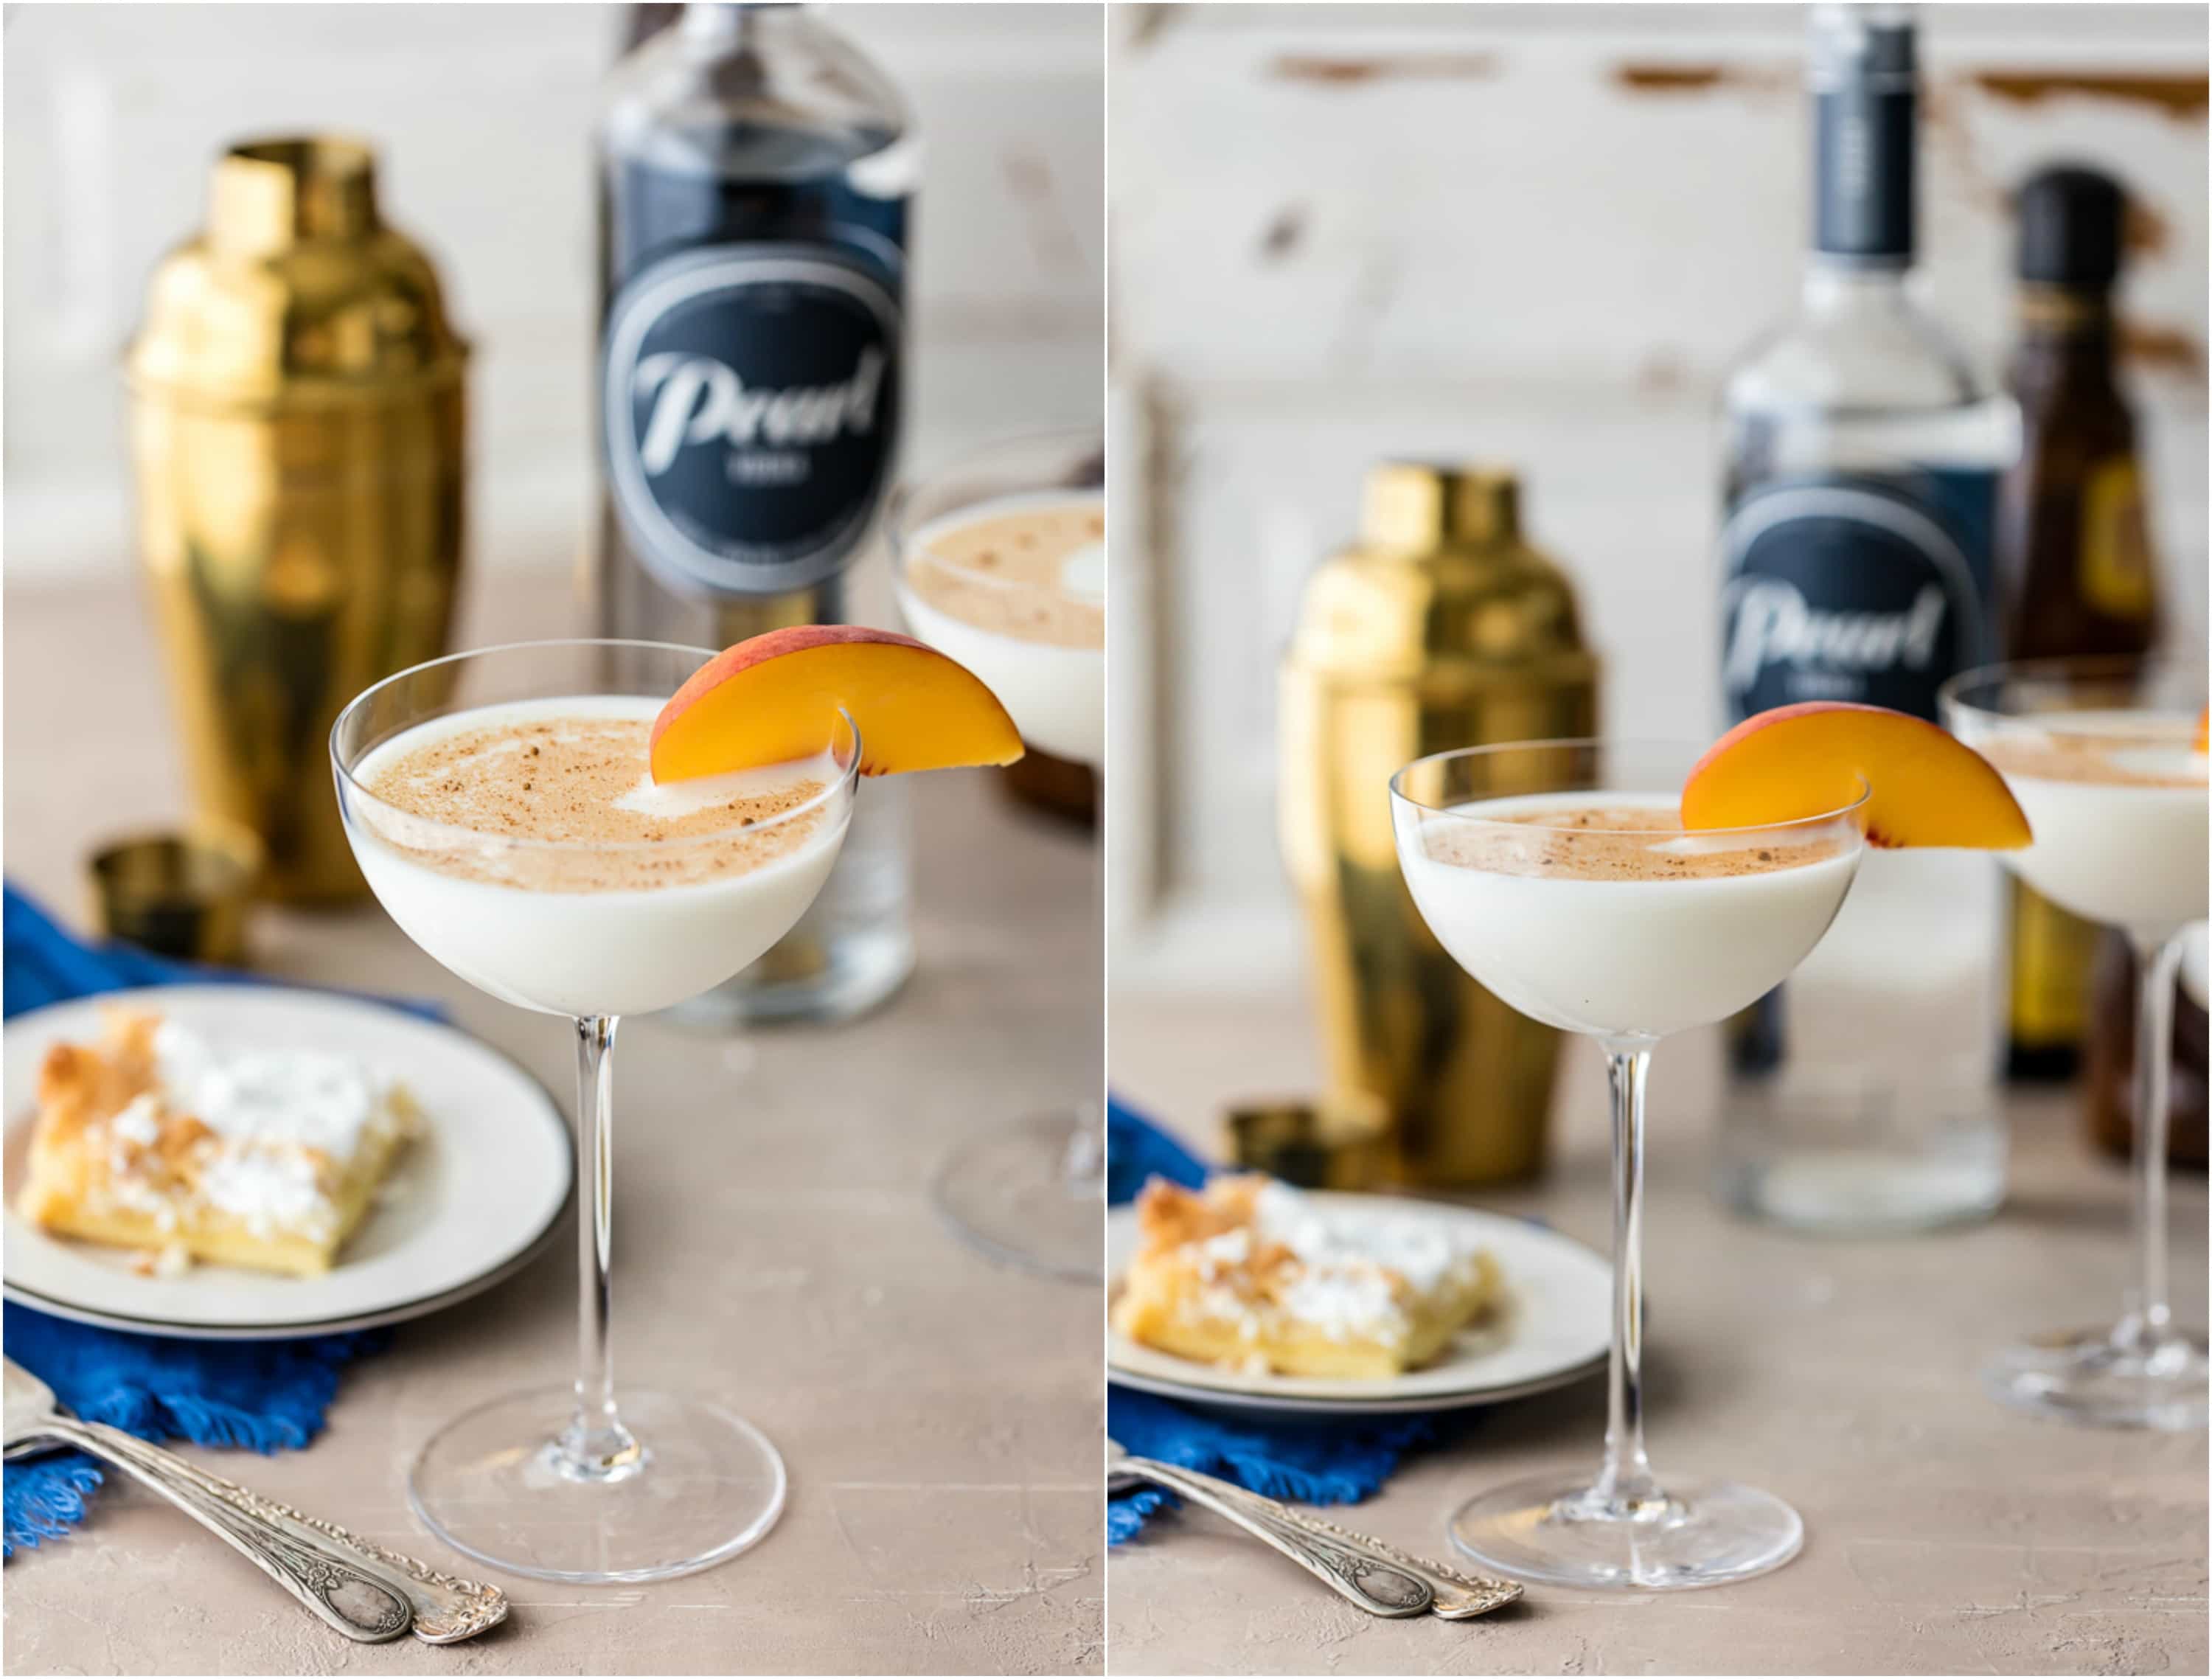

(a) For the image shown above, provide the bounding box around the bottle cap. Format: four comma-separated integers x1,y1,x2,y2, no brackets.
1807,4,1916,92
2017,164,2126,288
1807,6,1918,263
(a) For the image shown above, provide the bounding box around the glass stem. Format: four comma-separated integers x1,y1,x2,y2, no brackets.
2118,933,2185,1351
559,1013,642,1478
1594,1037,1660,1512
1057,786,1107,1192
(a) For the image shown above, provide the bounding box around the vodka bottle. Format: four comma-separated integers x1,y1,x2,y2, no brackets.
1714,5,2020,1231
597,2,919,1023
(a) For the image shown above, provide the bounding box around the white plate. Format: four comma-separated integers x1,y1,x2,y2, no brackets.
4,987,571,1339
1107,1192,1610,1416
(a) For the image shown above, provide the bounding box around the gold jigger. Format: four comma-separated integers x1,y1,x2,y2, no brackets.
1224,1094,1393,1192
88,823,265,967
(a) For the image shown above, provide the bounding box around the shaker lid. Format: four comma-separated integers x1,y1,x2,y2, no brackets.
1287,459,1595,681
1361,462,1520,550
126,136,467,406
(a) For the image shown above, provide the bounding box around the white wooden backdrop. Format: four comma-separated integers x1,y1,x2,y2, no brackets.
2,1,1106,585
1108,1,2210,995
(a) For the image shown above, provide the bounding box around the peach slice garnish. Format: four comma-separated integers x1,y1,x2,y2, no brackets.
650,625,1023,781
1681,701,2030,849
2195,707,2208,753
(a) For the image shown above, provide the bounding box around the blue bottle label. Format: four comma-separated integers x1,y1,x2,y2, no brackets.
602,238,902,597
1719,468,1997,722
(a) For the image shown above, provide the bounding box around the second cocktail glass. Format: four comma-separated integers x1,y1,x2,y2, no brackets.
333,639,860,1583
891,429,1106,1281
1943,655,2209,1431
1391,739,1868,1591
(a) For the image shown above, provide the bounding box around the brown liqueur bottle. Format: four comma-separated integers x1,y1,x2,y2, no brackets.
1995,166,2160,1081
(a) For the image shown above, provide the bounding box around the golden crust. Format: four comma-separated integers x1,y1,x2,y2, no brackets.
1113,1175,1500,1380
15,1007,416,1277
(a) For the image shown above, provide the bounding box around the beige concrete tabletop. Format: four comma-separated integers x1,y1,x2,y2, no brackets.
1108,988,2209,1677
1,571,1103,1676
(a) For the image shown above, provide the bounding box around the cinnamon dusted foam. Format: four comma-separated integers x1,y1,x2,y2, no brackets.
1425,802,1854,883
358,700,833,893
905,496,1105,650
1980,720,2207,790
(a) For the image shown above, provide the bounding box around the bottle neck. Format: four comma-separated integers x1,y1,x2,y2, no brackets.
1799,259,1911,312
1809,65,1916,266
2014,284,2118,383
2019,283,2115,338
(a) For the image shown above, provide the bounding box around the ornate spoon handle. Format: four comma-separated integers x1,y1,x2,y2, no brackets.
1118,1454,1433,1617
49,1419,506,1644
1267,1504,1523,1619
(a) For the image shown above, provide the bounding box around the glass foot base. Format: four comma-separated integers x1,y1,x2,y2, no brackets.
1448,1473,1804,1591
933,1110,1102,1282
1985,1327,2208,1431
408,1385,786,1583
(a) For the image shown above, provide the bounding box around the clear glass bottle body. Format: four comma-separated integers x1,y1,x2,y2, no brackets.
1716,263,2020,1233
597,3,920,1023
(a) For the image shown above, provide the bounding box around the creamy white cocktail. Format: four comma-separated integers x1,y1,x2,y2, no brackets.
1398,792,1861,1040
896,488,1105,766
1397,707,2037,1585
888,431,1106,1284
1391,737,1873,1593
349,695,848,1019
331,638,867,1587
1972,712,2208,939
1943,661,2210,1433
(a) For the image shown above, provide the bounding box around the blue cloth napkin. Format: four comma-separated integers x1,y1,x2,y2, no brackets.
1106,1096,1208,1203
1,882,424,1557
1107,1098,1470,1543
3,883,442,1022
3,1308,385,1557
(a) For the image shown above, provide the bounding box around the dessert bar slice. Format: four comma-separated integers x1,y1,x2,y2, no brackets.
1112,1174,1499,1379
16,1008,420,1277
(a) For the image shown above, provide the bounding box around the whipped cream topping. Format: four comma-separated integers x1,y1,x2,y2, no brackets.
153,1021,382,1156
1168,1183,1489,1346
1279,1268,1405,1343
198,1147,333,1238
96,1021,411,1240
1194,1227,1251,1275
111,1094,163,1147
1253,1181,1475,1296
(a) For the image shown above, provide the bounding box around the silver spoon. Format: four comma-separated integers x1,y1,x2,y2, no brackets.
4,1358,506,1644
1108,1439,1521,1620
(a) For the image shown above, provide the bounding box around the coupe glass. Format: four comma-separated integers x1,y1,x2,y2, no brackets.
889,429,1105,1281
1391,739,1867,1590
1942,655,2209,1431
332,639,859,1582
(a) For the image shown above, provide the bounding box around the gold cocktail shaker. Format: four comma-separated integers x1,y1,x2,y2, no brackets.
126,138,468,902
1280,463,1600,1186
